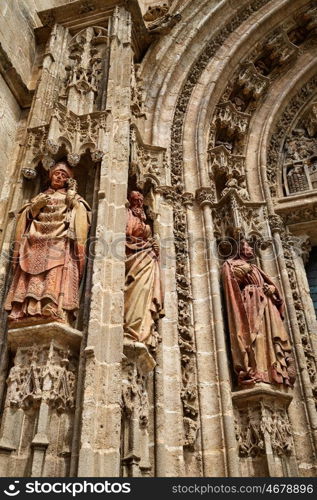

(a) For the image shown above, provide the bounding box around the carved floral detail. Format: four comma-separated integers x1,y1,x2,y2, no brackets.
130,126,168,188
282,235,317,400
267,75,317,197
65,27,108,99
235,404,293,458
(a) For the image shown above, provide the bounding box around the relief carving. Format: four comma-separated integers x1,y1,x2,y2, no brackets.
281,235,317,401
236,404,293,457
64,27,109,114
130,127,168,188
6,342,76,412
169,0,275,452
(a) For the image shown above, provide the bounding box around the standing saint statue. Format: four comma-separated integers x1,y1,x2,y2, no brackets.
222,240,295,387
5,161,91,326
124,191,164,347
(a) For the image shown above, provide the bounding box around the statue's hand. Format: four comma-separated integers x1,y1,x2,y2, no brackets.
263,283,276,297
32,193,50,211
66,190,78,208
152,238,160,257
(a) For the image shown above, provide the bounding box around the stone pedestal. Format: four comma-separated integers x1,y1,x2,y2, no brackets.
233,384,298,477
0,322,82,477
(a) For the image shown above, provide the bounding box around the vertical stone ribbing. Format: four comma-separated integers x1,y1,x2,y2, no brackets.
154,193,185,476
78,5,133,477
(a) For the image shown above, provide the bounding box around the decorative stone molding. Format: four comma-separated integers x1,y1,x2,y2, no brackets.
304,102,317,137
237,62,269,98
65,27,108,98
6,341,77,413
155,185,176,202
121,342,154,476
268,214,285,234
183,416,200,451
143,3,181,35
235,405,293,458
208,145,246,180
181,192,195,207
143,4,169,23
21,104,109,176
214,102,251,137
170,0,274,452
131,64,146,118
195,187,215,207
212,194,266,241
21,167,37,180
267,75,317,197
280,203,317,225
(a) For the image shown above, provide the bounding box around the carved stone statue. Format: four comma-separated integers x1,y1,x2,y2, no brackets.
124,191,164,346
222,240,295,387
5,161,91,326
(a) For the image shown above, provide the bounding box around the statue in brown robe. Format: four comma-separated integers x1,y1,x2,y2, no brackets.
5,161,91,326
222,240,295,387
124,191,164,346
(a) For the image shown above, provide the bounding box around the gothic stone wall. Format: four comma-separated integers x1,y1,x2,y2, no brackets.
0,0,317,478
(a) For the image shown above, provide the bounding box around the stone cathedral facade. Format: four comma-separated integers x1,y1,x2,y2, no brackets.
0,0,317,478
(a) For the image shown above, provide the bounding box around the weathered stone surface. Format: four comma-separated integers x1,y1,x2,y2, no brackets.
0,0,317,480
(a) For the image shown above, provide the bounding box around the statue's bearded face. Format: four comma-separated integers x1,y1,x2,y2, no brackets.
240,240,254,260
129,191,144,208
50,169,69,189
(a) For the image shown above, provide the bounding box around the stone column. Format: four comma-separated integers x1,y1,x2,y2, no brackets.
233,385,298,477
195,187,240,477
269,217,317,454
291,236,317,360
0,324,81,477
185,193,224,476
77,5,133,477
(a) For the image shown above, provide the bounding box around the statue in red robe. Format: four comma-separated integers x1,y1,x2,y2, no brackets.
222,240,295,387
5,161,91,326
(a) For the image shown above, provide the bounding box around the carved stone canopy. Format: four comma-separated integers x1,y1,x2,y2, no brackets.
233,385,295,468
211,190,267,241
36,0,152,62
21,104,108,179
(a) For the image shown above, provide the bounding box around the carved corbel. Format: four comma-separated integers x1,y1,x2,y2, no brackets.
269,214,286,235
195,187,215,207
130,125,168,189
